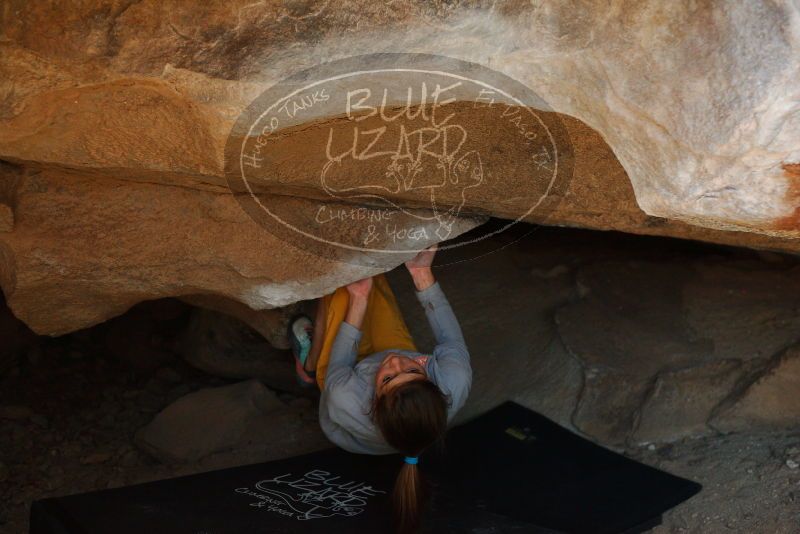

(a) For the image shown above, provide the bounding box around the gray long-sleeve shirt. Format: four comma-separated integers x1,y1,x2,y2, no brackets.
318,281,472,455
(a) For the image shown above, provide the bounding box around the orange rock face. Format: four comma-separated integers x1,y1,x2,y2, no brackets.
1,1,798,335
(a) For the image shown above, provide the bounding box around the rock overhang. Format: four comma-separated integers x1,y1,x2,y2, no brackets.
0,0,798,336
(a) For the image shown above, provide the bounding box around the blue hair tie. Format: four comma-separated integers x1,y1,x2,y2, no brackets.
404,456,418,465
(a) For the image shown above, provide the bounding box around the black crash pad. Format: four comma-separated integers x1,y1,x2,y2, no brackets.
30,402,700,533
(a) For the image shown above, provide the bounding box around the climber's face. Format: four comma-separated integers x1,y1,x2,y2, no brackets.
375,352,427,397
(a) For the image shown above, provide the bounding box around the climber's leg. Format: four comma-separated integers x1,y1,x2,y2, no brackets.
313,273,417,390
361,273,417,354
302,297,327,374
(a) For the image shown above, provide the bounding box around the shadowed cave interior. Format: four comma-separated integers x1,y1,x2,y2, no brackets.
2,222,800,532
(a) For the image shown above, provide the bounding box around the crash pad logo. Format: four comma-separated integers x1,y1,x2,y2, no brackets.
224,53,573,265
234,469,385,521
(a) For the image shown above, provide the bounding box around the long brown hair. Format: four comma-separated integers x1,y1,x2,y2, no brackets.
373,379,449,533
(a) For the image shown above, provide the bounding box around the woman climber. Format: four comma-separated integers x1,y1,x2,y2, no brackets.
287,243,472,532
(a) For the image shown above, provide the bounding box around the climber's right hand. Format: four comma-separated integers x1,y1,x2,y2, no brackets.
346,277,373,301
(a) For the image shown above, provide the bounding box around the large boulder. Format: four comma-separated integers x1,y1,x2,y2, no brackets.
711,346,800,432
555,256,800,444
135,379,285,463
0,0,799,337
171,306,300,391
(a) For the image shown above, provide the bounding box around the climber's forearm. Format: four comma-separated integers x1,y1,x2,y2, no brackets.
344,294,369,329
416,279,466,350
409,266,435,291
326,295,368,376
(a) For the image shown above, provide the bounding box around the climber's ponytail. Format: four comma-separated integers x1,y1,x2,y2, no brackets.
373,379,449,533
393,460,422,533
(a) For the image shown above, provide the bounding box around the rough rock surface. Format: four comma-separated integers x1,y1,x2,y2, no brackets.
135,378,284,462
0,162,479,336
172,306,302,390
634,360,743,443
0,1,799,336
711,346,800,432
524,247,800,444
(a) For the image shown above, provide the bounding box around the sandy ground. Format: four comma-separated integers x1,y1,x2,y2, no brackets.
636,431,800,533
